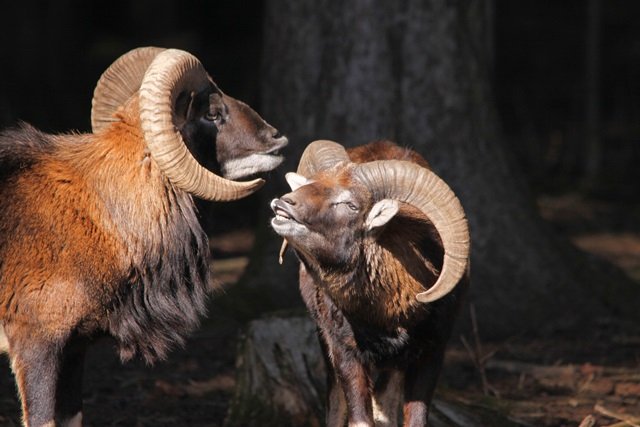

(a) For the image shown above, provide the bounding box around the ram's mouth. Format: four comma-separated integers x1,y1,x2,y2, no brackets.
269,199,307,237
273,210,292,222
269,198,302,265
265,137,288,156
270,199,297,225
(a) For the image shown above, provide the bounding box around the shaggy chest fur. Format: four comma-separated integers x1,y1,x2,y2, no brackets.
76,122,212,364
323,226,441,328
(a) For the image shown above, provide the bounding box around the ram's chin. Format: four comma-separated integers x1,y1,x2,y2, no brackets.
222,153,285,180
270,216,307,238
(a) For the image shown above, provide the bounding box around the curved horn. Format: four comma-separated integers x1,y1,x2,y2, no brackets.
297,139,351,177
91,47,166,133
138,49,263,201
353,160,470,303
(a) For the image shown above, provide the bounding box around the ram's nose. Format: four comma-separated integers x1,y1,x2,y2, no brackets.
270,197,295,216
264,125,288,147
271,129,283,140
280,194,296,206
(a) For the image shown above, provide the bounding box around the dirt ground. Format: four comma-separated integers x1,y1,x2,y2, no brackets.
0,194,639,426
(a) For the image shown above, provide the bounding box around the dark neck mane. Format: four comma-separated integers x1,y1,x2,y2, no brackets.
307,205,443,327
75,116,211,364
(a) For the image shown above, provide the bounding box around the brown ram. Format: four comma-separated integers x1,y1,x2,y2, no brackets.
0,47,287,427
270,140,469,426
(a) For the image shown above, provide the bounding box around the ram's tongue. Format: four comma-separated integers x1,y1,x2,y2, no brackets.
278,239,289,265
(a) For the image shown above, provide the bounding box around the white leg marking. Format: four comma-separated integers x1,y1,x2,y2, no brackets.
373,370,404,427
62,412,83,427
0,325,9,353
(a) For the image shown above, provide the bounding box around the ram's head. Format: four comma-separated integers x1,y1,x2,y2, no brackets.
91,47,287,201
270,140,470,303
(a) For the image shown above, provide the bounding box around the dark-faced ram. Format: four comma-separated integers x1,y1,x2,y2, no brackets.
270,140,469,427
0,47,287,427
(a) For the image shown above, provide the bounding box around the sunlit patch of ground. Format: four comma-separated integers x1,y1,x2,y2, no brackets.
440,193,640,426
572,232,640,281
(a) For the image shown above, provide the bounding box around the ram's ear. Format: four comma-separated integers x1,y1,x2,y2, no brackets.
365,199,399,231
285,172,313,191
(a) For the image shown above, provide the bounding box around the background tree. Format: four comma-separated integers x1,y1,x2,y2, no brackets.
238,0,639,338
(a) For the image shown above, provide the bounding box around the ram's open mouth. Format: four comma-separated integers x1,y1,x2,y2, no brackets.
271,202,297,225
273,208,292,222
270,199,306,233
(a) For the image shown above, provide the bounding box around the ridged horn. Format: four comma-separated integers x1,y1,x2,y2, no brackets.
297,140,351,177
138,49,264,201
353,160,470,303
91,47,167,133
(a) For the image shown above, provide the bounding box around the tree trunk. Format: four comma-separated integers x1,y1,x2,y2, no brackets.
583,0,602,189
243,0,639,338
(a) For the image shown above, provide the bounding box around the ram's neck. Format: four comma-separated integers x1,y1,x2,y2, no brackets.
313,216,442,328
64,97,196,264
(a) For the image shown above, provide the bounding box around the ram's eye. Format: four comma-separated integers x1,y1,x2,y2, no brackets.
206,112,222,123
347,202,358,211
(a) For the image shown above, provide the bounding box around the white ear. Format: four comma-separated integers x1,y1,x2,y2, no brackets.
285,172,313,191
365,199,399,231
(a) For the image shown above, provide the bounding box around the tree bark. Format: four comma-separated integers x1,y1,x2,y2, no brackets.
245,0,639,338
583,0,602,189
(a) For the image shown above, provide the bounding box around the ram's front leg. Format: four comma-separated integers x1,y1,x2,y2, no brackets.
8,333,64,427
299,265,373,426
320,325,373,427
334,350,373,427
319,337,347,426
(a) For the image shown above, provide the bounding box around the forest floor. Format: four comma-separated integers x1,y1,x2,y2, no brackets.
0,193,639,426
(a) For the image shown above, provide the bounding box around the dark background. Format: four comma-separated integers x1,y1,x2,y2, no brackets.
1,0,639,203
1,2,640,425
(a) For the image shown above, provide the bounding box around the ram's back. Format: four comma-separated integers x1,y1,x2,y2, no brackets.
0,123,54,179
347,139,430,168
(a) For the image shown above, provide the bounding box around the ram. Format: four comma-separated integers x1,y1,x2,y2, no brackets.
0,47,287,427
270,140,470,426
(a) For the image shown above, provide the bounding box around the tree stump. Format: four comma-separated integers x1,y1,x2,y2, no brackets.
225,314,325,427
224,314,529,427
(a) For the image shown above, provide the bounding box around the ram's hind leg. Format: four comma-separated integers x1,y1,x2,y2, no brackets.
373,369,403,427
55,338,87,426
402,347,446,427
